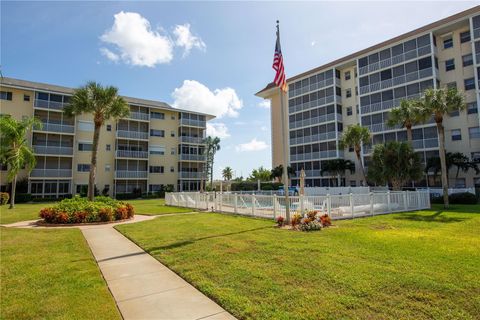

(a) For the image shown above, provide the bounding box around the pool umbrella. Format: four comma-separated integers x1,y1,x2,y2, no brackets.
300,168,306,196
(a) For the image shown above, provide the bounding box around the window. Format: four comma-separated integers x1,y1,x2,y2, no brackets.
171,147,175,155
469,127,480,139
77,164,91,172
462,54,473,67
78,142,93,151
465,78,476,90
106,124,112,131
149,166,164,173
472,152,480,161
348,147,354,152
460,30,471,43
76,184,88,194
78,120,94,132
0,91,12,101
350,180,357,187
346,89,352,98
451,129,462,141
467,102,478,114
445,59,455,71
171,115,176,120
149,146,165,155
170,130,175,137
345,71,351,80
149,184,164,192
454,178,466,188
105,164,111,172
447,82,457,89
106,144,111,151
150,129,165,137
31,182,43,194
23,94,30,102
443,37,453,49
151,111,165,119
449,110,459,117
170,166,175,173
347,106,353,116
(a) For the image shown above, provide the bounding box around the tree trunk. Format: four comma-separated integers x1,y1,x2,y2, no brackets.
88,122,102,201
406,125,413,144
355,148,367,186
9,174,17,209
210,159,214,189
437,122,449,208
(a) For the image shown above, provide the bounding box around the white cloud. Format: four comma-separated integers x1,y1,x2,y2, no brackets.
172,80,243,118
257,100,270,109
173,23,206,57
207,122,230,139
99,47,119,62
100,11,173,67
236,138,268,152
311,41,316,47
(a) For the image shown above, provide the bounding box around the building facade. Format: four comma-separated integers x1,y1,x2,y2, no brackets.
257,6,480,189
0,77,213,198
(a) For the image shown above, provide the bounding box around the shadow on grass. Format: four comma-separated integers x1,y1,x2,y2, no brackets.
393,210,469,223
146,226,272,252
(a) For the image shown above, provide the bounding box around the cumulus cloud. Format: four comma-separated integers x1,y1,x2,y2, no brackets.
173,23,206,56
172,80,243,118
236,138,268,152
207,123,230,139
257,100,270,109
100,11,174,67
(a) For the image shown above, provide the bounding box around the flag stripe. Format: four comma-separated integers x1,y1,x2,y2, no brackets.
272,33,287,92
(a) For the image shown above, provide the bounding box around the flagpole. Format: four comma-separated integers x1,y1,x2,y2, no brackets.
277,20,291,223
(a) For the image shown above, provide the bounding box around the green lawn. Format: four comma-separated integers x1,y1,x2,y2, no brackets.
0,227,120,319
128,198,194,215
117,204,480,320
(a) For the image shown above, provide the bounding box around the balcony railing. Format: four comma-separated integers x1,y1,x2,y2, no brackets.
290,131,337,146
179,172,206,179
179,154,206,161
30,169,72,177
180,118,207,128
128,112,149,121
361,93,421,115
180,136,206,144
34,99,67,111
473,27,480,40
412,138,439,149
115,171,148,179
288,95,336,114
35,122,75,134
290,150,338,162
365,123,402,133
116,150,149,159
289,113,341,130
476,53,480,65
288,77,336,98
33,145,74,156
116,130,149,140
359,67,433,95
358,44,432,75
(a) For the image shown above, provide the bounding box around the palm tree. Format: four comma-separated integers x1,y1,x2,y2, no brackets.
205,136,221,188
320,159,355,187
248,166,272,182
415,87,466,207
387,99,427,143
367,141,423,190
270,165,295,182
222,166,233,181
339,124,371,185
64,82,129,201
448,152,480,183
0,116,41,208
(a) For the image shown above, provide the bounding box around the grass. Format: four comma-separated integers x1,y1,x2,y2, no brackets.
116,204,480,320
0,198,192,224
0,227,120,319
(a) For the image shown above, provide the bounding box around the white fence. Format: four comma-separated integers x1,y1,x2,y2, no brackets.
418,187,476,197
165,190,431,220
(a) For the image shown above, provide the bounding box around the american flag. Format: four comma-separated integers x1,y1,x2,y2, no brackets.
272,24,287,92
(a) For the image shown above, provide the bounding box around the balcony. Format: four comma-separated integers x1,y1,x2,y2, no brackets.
180,118,206,128
361,93,421,115
30,169,72,177
288,95,336,114
289,77,336,98
116,130,149,140
289,113,341,130
365,123,402,133
290,131,337,146
290,150,337,162
34,99,67,111
359,67,433,95
115,171,148,179
180,136,205,144
179,172,205,179
128,112,149,121
33,145,74,156
116,150,149,159
35,122,75,134
412,138,439,149
179,154,206,161
474,27,480,40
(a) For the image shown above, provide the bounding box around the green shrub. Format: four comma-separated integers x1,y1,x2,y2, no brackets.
0,192,9,205
449,192,478,204
15,193,32,203
116,193,141,200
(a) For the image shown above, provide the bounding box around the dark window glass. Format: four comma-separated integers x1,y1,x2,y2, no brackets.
360,96,370,106
464,78,475,90
371,93,381,104
106,124,112,131
445,59,455,71
369,72,380,84
407,83,420,95
417,34,430,47
418,57,432,70
335,69,340,78
23,94,30,101
392,43,403,56
368,53,379,64
393,65,404,77
36,92,49,100
0,91,12,101
420,80,434,92
345,71,351,80
467,102,478,114
382,90,393,101
405,61,418,73
379,48,391,60
359,76,369,87
50,94,62,102
358,57,368,67
460,31,471,43
335,86,341,96
473,16,480,29
347,106,353,116
404,39,416,51
380,69,392,80
443,38,453,49
462,54,473,67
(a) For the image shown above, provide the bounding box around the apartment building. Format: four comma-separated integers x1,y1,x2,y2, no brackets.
0,77,213,198
257,6,480,189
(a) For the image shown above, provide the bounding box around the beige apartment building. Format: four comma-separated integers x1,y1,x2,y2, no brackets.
257,6,480,189
0,77,213,198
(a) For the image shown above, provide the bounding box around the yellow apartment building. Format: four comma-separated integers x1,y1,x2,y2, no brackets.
257,6,480,189
0,77,213,198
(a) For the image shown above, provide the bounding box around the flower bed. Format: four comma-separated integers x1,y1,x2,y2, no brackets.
276,210,331,231
39,196,134,224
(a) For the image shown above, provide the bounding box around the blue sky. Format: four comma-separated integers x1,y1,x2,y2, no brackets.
1,1,477,179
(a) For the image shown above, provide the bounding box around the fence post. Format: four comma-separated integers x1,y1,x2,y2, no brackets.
252,194,256,216
403,191,408,211
234,193,238,214
349,193,354,219
370,192,374,216
405,191,410,209
416,190,421,209
194,193,198,209
273,194,277,219
387,190,391,212
326,194,331,216
219,193,222,212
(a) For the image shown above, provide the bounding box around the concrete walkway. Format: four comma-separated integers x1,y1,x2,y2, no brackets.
4,214,236,320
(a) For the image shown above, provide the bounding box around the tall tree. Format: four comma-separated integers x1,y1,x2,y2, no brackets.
0,116,41,208
64,82,129,201
367,141,423,190
415,87,466,207
222,166,233,181
320,159,355,187
248,166,272,182
450,152,480,181
339,124,371,185
270,165,295,182
205,136,221,187
387,99,427,143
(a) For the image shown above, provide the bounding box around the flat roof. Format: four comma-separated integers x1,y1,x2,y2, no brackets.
256,5,480,96
0,76,215,119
